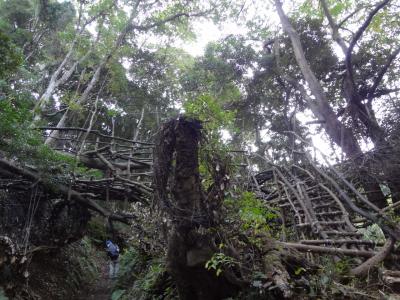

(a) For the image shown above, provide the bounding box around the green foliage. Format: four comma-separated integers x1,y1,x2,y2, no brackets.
75,237,100,282
329,2,349,17
307,256,352,298
0,288,8,300
114,248,176,300
205,251,236,277
0,95,105,181
0,98,77,178
181,36,253,103
76,167,103,179
184,94,236,133
114,248,149,290
86,217,108,245
184,94,237,190
294,266,306,276
39,1,75,30
0,99,73,173
358,224,386,244
62,237,101,293
0,30,22,78
108,59,129,96
136,262,164,292
111,289,125,300
0,0,33,45
226,191,279,234
152,3,196,41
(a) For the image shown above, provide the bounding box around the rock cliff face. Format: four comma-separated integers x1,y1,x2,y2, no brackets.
0,190,89,246
0,188,90,297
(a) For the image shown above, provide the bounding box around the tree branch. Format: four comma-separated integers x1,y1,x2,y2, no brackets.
346,0,390,88
366,87,400,100
281,241,399,259
337,6,364,28
37,127,154,145
319,0,348,53
351,237,395,276
367,45,400,101
0,158,132,224
131,10,210,31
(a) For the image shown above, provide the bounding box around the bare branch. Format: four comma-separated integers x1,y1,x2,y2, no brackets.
44,107,68,117
37,127,154,145
367,87,400,100
305,120,326,125
274,0,361,157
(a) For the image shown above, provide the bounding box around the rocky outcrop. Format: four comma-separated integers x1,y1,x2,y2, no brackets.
0,189,90,297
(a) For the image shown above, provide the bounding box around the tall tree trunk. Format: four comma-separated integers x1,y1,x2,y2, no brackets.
34,47,91,117
32,1,107,116
275,0,387,208
133,107,145,141
44,7,138,146
154,117,240,300
320,0,400,203
45,61,105,146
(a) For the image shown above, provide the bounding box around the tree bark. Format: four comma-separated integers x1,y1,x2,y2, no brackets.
32,1,111,116
154,117,240,300
34,48,92,116
320,0,400,203
45,61,105,146
275,0,387,208
350,237,395,276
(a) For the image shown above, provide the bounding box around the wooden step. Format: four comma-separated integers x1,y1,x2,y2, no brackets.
307,194,331,201
323,231,363,237
295,220,346,228
300,239,379,246
317,221,346,226
313,201,337,210
315,211,342,217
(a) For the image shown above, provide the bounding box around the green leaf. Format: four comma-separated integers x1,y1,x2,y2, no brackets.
111,289,125,300
0,287,9,300
330,3,345,17
295,267,306,275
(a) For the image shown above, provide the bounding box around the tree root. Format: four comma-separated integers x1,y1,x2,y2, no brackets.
351,237,395,276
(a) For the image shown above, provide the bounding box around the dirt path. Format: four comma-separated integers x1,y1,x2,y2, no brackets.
76,259,113,300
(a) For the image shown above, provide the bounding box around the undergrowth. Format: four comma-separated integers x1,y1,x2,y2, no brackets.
20,237,101,300
112,248,177,300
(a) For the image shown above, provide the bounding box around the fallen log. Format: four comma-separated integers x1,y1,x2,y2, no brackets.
280,242,400,260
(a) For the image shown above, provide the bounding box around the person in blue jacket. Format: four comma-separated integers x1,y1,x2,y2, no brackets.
105,240,120,279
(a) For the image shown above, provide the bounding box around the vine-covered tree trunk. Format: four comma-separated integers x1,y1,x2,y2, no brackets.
154,117,239,300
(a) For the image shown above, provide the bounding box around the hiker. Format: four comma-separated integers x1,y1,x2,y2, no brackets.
105,239,120,279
